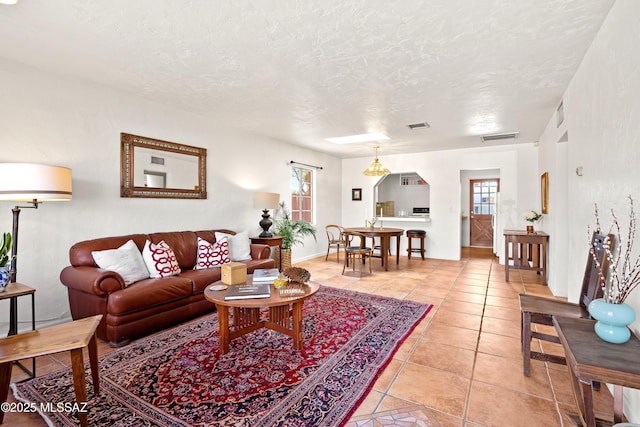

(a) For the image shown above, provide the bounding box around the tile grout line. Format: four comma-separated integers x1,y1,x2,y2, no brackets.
460,259,493,427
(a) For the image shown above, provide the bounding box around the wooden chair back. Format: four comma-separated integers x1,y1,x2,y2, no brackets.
343,231,369,249
342,231,373,275
325,225,344,243
580,231,614,309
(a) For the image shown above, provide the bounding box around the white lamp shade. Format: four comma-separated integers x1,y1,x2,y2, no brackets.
0,163,72,201
253,192,280,209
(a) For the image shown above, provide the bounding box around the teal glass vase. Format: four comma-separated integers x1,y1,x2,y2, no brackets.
588,298,636,344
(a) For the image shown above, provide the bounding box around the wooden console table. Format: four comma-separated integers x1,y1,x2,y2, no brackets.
504,230,548,285
553,316,640,427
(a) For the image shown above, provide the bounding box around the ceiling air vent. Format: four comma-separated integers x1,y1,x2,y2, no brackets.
480,132,519,143
151,156,165,165
407,122,430,130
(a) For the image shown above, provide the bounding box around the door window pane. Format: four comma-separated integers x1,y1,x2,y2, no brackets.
471,179,499,216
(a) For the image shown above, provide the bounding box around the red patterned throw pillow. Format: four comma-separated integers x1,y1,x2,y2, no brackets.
195,236,230,269
142,240,181,278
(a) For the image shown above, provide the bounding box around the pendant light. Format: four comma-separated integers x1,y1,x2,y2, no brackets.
362,145,391,176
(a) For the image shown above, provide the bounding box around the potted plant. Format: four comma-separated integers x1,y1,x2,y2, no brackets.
273,202,317,270
524,210,542,233
0,232,12,292
588,197,640,343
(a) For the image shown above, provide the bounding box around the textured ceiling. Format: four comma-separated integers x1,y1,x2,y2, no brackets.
0,0,615,158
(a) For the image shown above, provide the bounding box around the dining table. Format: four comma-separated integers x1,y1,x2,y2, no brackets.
342,227,404,271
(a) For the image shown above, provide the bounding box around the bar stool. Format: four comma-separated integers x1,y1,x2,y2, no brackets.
406,230,426,260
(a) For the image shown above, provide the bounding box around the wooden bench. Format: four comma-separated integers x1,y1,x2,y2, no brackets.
0,315,102,427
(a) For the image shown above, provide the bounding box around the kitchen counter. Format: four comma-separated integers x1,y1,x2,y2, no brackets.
375,216,431,223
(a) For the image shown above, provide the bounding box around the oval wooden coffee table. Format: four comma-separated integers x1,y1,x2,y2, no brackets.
204,275,320,354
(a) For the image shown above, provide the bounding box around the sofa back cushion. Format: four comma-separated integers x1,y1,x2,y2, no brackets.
69,234,148,267
148,231,198,269
68,230,248,271
195,229,236,246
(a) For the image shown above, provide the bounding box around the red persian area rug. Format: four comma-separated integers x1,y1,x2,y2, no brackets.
13,285,431,426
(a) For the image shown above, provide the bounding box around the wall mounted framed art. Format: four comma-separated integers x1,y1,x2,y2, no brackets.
541,172,549,214
351,188,362,201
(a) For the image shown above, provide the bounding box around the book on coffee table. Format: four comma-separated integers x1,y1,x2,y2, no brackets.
252,268,280,283
224,282,271,300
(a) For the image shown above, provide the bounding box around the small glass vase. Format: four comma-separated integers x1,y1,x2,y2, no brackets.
526,225,534,233
588,298,636,344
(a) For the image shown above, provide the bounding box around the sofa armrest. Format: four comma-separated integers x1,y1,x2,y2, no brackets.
250,244,271,260
60,266,127,297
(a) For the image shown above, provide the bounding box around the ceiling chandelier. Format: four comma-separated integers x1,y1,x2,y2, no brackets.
362,145,391,176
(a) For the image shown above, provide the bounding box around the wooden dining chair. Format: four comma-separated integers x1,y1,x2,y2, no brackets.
519,231,613,376
325,224,345,262
342,231,373,276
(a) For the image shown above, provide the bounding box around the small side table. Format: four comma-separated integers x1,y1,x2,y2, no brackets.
0,282,36,378
250,235,284,271
0,314,102,427
504,230,549,285
553,316,640,426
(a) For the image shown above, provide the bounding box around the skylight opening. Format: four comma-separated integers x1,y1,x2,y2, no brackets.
326,132,389,145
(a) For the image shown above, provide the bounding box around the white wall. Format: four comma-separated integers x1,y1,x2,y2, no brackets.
0,58,341,332
537,0,640,420
342,144,539,262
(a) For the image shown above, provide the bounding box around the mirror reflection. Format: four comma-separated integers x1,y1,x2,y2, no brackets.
121,133,207,199
143,170,167,188
133,146,198,189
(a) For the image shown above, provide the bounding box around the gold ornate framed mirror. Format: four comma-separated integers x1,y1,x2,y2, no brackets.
120,133,207,199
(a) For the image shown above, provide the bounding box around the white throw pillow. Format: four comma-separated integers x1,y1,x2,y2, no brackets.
214,231,251,261
195,236,230,269
92,240,150,285
142,240,181,278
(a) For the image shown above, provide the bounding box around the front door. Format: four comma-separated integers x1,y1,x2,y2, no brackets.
470,179,499,247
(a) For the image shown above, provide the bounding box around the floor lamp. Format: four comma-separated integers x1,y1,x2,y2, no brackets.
0,163,73,284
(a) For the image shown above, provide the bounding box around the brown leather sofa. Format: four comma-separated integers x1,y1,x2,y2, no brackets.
60,229,275,347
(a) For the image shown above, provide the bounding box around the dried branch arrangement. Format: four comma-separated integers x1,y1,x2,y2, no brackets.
591,196,640,303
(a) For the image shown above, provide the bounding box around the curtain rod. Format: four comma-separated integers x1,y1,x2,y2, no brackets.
288,160,323,170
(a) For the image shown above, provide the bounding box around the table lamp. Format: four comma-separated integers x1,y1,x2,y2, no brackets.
253,192,280,237
0,163,72,282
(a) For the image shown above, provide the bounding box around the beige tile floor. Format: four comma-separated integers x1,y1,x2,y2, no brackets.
6,248,618,426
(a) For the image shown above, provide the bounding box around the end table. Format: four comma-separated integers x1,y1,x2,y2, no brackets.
250,235,284,271
0,282,36,378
